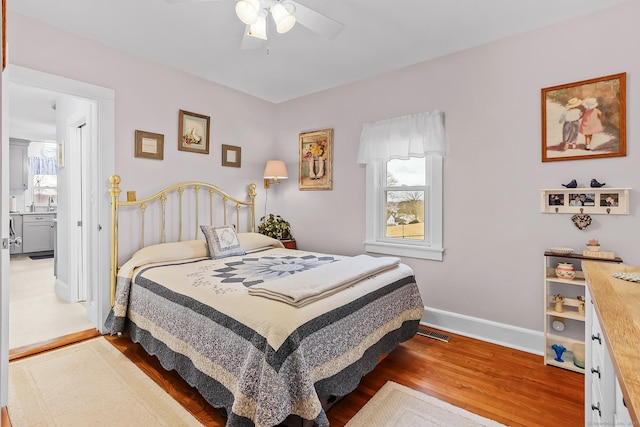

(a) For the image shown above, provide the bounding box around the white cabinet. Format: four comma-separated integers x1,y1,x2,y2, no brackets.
543,252,622,372
615,376,633,425
10,138,30,192
585,286,633,424
22,214,56,253
585,287,615,422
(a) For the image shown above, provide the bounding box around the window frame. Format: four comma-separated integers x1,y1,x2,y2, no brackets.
363,155,443,261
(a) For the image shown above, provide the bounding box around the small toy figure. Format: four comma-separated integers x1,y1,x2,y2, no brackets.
554,294,564,313
577,296,585,316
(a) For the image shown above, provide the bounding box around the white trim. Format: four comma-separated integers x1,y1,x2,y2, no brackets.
364,240,444,260
421,306,542,355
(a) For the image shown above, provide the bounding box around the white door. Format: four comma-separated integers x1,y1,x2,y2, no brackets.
69,123,88,302
1,56,11,408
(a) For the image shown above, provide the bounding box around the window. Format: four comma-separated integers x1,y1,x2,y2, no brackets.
363,155,443,260
358,111,446,261
32,174,58,205
385,157,426,240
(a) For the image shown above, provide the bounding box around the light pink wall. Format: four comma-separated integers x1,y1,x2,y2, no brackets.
7,12,276,200
8,1,640,333
275,0,640,330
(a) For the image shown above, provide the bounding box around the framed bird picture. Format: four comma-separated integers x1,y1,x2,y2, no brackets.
541,73,626,162
178,109,210,154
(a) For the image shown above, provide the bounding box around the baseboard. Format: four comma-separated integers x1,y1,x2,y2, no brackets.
54,278,71,303
420,307,543,355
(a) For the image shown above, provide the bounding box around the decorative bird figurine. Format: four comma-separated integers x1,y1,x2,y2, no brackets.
562,179,577,188
590,178,606,188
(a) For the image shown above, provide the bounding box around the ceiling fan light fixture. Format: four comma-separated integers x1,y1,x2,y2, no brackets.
271,2,296,34
235,0,260,25
247,14,268,40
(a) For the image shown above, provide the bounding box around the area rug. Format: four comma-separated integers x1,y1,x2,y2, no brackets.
8,337,202,426
29,254,54,260
346,381,506,427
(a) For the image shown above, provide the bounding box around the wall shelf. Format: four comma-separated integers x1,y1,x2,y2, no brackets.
541,187,630,215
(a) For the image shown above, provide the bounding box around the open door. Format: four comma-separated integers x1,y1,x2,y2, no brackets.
1,13,10,409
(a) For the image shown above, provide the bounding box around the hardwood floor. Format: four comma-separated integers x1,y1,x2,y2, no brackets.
105,328,584,427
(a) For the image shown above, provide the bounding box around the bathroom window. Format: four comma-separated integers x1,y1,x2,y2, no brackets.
33,174,57,205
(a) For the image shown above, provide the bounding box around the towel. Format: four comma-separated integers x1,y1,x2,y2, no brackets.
248,254,400,307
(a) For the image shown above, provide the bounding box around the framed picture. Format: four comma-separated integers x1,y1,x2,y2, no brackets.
299,128,333,190
540,187,630,215
178,109,210,154
222,144,241,167
134,130,164,160
541,73,626,162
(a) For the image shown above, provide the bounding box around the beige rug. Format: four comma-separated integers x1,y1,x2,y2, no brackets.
346,381,506,427
8,337,202,426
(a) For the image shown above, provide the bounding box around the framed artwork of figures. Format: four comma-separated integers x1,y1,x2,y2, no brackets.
541,73,626,162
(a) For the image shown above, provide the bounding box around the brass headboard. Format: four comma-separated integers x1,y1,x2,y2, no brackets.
108,174,257,306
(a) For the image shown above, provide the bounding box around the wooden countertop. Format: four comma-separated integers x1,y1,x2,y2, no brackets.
583,261,640,424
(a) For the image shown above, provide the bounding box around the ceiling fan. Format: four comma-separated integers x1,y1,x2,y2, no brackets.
165,0,345,50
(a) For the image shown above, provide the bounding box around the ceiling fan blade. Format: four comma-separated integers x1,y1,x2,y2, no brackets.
291,2,344,40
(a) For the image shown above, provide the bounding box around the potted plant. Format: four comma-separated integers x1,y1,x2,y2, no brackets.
586,239,600,252
258,214,292,240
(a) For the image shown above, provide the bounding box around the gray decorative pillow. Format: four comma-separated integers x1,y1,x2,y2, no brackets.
200,225,246,259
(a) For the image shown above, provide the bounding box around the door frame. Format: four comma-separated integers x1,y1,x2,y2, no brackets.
1,65,114,406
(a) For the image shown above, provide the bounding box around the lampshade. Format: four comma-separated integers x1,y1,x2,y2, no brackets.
235,0,260,25
264,160,288,180
248,14,267,40
271,2,296,34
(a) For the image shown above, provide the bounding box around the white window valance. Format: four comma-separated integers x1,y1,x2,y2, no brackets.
357,111,447,164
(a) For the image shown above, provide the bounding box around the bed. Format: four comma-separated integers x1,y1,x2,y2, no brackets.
105,175,424,427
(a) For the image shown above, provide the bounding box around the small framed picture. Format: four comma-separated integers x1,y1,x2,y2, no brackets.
222,144,241,167
134,130,164,160
178,109,210,154
548,193,565,206
599,193,619,207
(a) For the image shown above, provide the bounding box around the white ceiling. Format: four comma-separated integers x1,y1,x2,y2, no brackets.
7,0,630,141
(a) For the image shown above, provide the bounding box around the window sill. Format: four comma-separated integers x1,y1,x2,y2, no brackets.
364,240,443,261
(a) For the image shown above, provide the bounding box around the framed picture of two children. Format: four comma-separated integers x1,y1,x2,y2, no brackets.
541,72,626,162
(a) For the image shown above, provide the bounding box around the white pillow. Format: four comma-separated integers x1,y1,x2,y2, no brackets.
237,232,285,252
200,225,246,259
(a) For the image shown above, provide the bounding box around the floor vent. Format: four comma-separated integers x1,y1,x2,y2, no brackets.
417,329,450,342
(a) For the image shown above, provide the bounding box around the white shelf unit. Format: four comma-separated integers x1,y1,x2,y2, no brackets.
541,187,630,215
543,251,622,373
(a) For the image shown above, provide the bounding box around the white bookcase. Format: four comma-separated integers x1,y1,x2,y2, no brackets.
543,251,622,373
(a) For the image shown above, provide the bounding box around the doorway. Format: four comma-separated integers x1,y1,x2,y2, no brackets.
3,65,115,348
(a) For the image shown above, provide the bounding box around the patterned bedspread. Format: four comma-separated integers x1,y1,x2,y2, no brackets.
106,237,423,427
